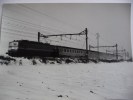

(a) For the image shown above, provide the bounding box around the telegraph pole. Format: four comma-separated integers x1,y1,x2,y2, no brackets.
85,28,88,63
96,33,100,61
38,32,40,42
116,44,118,61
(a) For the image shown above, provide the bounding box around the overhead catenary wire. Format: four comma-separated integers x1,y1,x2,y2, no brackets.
2,16,85,43
3,15,95,43
2,27,83,47
2,16,85,42
2,31,37,39
2,16,74,35
18,4,82,31
2,27,37,36
4,21,85,42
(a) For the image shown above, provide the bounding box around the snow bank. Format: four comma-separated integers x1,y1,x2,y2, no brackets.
0,62,133,100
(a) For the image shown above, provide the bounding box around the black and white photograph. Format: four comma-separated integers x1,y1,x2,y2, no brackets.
0,2,133,100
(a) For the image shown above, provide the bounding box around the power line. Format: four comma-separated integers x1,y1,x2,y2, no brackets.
2,31,36,39
2,27,37,36
2,23,84,47
2,16,75,35
4,16,81,38
18,4,82,31
2,15,108,48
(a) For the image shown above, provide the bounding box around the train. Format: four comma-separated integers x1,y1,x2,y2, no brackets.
7,40,118,62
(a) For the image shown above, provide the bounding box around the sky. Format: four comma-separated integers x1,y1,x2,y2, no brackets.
0,3,131,57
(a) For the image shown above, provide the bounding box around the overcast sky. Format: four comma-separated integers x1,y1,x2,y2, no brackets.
0,3,131,57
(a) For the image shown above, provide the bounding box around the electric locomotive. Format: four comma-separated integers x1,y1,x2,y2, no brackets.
8,40,58,57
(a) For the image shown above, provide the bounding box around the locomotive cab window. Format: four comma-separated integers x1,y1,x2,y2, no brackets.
9,41,19,50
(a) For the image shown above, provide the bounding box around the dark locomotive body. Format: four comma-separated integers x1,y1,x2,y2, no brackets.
8,40,58,58
8,40,116,61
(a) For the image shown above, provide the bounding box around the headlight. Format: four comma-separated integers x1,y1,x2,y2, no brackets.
9,46,18,50
13,47,18,50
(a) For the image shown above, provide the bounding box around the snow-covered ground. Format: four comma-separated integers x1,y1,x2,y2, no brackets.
0,62,133,100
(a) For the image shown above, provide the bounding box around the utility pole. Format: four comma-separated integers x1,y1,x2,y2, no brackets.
85,28,88,63
96,33,100,61
116,44,118,61
38,32,40,42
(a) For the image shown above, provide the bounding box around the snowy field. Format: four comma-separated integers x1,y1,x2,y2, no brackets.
0,62,133,100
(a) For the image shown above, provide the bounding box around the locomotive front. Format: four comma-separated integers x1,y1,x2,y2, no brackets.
7,40,59,58
8,41,19,56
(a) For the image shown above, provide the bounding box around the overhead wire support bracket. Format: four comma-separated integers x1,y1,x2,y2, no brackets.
38,30,86,39
38,28,89,63
89,44,118,61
